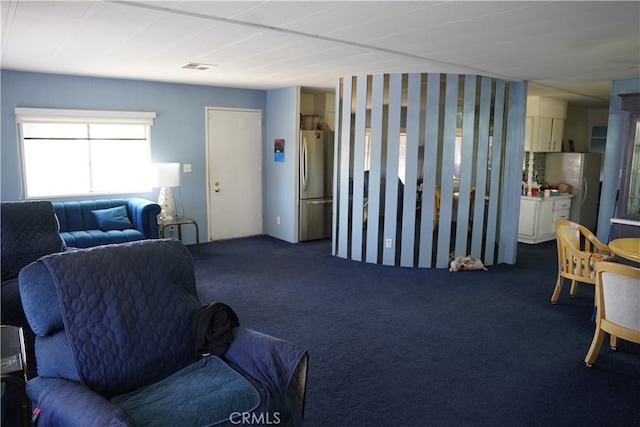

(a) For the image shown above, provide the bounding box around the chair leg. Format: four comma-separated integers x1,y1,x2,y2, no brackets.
569,280,578,297
585,328,606,367
551,275,563,304
610,335,618,350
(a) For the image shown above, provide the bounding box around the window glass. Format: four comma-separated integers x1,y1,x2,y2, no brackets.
23,139,91,197
90,124,147,139
20,119,152,198
90,139,151,193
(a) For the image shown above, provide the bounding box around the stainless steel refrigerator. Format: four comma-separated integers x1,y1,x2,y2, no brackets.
299,130,334,241
544,152,602,230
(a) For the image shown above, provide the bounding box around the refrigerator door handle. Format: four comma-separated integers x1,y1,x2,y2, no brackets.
582,177,588,204
305,199,333,205
302,136,308,192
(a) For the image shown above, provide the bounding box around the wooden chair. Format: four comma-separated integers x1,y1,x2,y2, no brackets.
550,220,614,304
434,185,441,229
584,261,640,367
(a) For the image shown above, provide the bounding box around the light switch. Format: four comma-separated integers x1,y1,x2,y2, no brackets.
183,164,192,173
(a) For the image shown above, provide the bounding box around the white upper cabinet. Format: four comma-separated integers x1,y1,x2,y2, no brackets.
524,96,568,152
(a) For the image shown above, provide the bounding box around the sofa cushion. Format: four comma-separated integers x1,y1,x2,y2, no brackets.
92,205,134,231
59,229,146,248
112,356,260,427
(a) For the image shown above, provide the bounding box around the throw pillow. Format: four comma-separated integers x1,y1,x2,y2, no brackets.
92,205,134,231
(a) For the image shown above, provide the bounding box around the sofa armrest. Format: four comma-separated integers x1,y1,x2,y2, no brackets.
126,198,161,238
223,328,308,417
27,377,135,426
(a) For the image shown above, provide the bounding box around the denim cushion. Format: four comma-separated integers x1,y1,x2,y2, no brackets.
92,205,133,231
112,356,260,427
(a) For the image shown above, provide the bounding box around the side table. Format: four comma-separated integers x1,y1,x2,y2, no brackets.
158,215,201,255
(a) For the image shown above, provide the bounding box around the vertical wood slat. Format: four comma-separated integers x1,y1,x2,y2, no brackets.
401,73,421,267
336,77,353,259
418,73,441,267
455,75,477,255
484,80,506,265
332,79,341,255
436,74,459,268
382,74,403,266
350,75,369,261
470,76,492,258
366,74,385,263
498,81,527,264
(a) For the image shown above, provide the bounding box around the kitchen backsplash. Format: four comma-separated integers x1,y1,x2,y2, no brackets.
523,152,546,184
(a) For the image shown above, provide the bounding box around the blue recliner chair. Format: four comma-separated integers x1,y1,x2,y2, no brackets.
1,201,66,369
18,239,308,426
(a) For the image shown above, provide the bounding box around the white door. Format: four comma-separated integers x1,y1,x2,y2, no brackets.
206,108,262,241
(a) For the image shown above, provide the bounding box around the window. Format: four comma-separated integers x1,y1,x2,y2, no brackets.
364,132,467,182
16,108,155,198
364,132,408,182
590,125,607,181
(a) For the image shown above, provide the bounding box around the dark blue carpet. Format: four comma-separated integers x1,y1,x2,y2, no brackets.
3,237,635,427
192,236,640,427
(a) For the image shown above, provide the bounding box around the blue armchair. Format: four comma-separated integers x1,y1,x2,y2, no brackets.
53,198,160,248
18,239,308,426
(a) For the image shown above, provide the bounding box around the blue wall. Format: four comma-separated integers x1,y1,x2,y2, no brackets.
264,87,300,243
1,70,266,245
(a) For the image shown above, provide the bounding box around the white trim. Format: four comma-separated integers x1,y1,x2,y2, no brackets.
610,218,640,227
15,107,156,125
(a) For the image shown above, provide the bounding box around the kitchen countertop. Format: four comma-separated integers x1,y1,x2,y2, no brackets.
521,193,573,201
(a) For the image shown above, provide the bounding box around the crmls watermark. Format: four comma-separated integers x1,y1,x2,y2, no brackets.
229,412,281,425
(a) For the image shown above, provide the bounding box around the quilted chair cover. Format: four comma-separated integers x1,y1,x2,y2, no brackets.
18,239,308,426
1,201,65,328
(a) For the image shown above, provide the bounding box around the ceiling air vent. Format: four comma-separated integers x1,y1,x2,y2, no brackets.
181,62,215,71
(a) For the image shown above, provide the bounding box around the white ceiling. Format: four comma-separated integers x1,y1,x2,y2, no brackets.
2,1,639,108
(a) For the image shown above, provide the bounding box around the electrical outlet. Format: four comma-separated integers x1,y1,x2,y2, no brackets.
183,164,192,173
385,238,392,248
276,216,281,225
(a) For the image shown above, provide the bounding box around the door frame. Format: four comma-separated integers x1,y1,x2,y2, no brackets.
204,106,263,242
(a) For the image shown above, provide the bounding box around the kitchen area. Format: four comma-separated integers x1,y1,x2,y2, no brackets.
518,96,605,244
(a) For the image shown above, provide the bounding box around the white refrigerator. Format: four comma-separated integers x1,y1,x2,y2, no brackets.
544,152,602,230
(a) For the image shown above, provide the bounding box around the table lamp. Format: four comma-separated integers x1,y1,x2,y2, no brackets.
152,163,180,220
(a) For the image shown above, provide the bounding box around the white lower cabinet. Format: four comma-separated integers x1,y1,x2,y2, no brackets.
518,196,573,244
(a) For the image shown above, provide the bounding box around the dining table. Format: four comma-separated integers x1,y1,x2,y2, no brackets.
609,238,640,263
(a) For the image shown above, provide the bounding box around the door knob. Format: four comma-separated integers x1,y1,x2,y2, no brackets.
214,181,220,192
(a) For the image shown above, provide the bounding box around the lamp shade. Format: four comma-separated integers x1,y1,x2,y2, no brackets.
152,163,180,188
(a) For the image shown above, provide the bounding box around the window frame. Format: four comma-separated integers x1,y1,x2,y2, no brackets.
15,108,156,199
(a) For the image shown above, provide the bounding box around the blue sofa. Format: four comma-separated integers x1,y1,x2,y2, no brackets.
53,198,160,248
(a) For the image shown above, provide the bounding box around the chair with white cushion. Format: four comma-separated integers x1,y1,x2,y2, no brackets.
584,261,640,367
